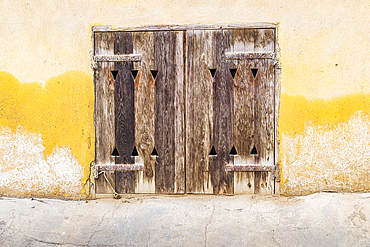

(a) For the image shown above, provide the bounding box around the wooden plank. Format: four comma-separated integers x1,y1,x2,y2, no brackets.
185,30,214,194
115,171,136,194
254,29,275,52
234,171,254,194
274,27,281,194
114,32,136,194
154,31,183,193
253,30,275,194
210,30,234,194
174,31,185,193
255,30,274,194
93,23,277,32
133,32,156,193
94,32,116,194
228,29,255,194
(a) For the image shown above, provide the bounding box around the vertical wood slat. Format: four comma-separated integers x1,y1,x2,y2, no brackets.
253,29,275,194
133,32,156,193
154,31,185,194
114,32,136,194
95,32,116,194
212,29,233,194
174,32,185,193
230,29,255,194
186,30,214,194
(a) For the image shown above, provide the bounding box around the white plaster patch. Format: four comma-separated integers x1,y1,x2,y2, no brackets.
281,111,370,194
0,126,83,197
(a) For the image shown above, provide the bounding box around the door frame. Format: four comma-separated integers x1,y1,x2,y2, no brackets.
89,23,281,198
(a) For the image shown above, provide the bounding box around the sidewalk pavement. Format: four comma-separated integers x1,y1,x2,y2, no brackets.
1,193,370,246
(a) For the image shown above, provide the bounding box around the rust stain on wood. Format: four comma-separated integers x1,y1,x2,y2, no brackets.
96,164,143,171
94,54,142,62
225,164,274,171
225,52,275,60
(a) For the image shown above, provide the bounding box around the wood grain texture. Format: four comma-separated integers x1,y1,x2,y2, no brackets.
173,31,185,193
234,171,254,194
114,32,136,194
252,29,275,194
228,29,255,194
133,32,156,193
224,29,275,194
154,31,185,194
212,29,234,194
94,32,116,194
185,30,214,194
94,27,277,195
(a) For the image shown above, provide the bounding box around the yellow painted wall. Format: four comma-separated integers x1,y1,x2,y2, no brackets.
1,0,370,197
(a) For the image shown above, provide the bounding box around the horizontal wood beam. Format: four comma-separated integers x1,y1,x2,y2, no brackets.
225,52,275,60
93,23,277,32
96,164,143,171
94,54,142,62
225,164,274,172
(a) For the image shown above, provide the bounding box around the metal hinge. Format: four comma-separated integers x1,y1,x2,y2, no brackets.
92,54,143,70
91,161,99,179
225,51,275,60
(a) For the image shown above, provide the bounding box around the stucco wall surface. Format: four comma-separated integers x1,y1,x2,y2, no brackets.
1,0,370,197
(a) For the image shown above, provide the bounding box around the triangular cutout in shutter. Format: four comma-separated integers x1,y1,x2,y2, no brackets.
229,69,237,79
209,146,217,156
131,146,139,157
131,70,138,80
229,145,238,156
150,70,158,80
251,68,258,79
250,145,258,155
209,69,216,78
111,147,120,157
151,147,158,157
111,70,119,80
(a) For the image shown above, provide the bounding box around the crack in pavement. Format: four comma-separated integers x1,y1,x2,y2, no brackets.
86,203,118,246
204,202,215,247
27,237,87,246
251,203,281,247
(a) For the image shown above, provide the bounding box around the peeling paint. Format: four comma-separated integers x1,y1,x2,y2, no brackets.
281,111,370,195
0,71,94,198
0,126,84,198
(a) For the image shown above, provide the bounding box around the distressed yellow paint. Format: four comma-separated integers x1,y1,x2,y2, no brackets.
0,71,94,198
279,93,370,136
279,94,370,195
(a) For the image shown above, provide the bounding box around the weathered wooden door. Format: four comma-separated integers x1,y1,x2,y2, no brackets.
94,31,185,194
93,26,276,195
185,28,275,194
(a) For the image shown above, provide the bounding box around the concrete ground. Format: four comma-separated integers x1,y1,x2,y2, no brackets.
0,193,370,247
